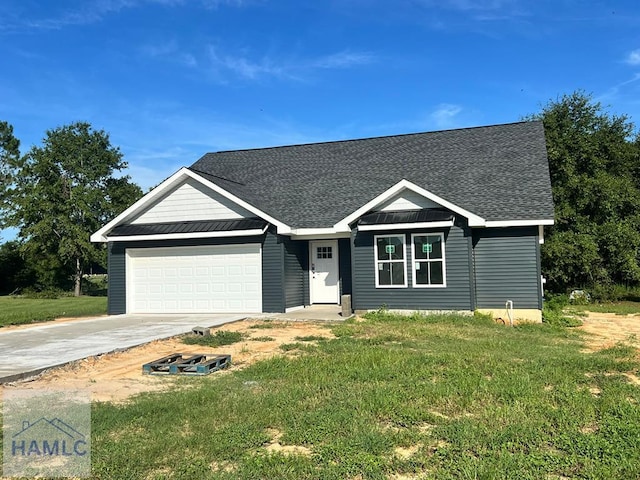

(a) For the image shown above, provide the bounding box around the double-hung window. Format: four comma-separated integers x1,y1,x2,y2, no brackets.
411,233,446,287
374,235,407,287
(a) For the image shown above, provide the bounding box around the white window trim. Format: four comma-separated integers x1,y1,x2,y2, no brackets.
374,234,408,288
411,232,447,288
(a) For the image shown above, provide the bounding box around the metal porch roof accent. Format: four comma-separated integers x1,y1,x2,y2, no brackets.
109,218,268,237
189,121,555,229
357,209,454,226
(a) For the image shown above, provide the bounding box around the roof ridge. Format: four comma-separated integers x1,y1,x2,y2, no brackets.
189,167,246,186
204,120,540,155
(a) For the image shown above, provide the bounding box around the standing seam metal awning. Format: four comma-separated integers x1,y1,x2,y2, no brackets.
107,218,268,240
357,209,454,231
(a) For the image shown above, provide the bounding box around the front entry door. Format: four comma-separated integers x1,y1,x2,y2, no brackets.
310,240,339,304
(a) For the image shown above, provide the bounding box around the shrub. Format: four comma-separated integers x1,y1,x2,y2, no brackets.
21,287,69,299
589,283,640,302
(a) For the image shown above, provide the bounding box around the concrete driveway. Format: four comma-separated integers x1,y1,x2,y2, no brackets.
0,313,259,383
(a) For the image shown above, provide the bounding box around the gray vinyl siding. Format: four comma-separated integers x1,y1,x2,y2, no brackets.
283,238,308,309
105,231,285,314
107,242,126,315
339,238,352,296
262,230,285,312
351,222,473,311
473,227,542,310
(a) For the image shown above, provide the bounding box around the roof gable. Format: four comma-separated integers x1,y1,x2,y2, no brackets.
91,168,289,242
374,190,441,212
129,178,253,225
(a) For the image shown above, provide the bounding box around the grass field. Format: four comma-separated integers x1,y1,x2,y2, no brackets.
576,301,640,316
89,312,640,479
0,296,107,327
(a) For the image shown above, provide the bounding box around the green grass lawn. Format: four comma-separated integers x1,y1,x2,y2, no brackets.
87,313,640,479
0,295,107,327
574,301,640,316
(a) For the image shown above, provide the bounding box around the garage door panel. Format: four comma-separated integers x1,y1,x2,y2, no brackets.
127,244,262,313
195,267,209,277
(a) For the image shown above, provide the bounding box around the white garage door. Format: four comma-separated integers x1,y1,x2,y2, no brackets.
126,244,262,313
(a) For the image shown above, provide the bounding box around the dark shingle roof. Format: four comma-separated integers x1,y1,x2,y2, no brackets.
189,121,554,228
110,218,267,236
358,209,454,226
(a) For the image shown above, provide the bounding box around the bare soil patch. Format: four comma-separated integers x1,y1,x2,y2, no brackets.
0,319,334,403
578,312,640,352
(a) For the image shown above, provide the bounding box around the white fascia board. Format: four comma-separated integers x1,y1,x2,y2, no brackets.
358,220,454,232
484,219,555,228
290,230,351,240
334,179,486,230
91,167,290,242
105,226,268,243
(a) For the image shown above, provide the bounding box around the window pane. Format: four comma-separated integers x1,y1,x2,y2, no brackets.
414,236,427,260
390,236,404,260
378,263,391,285
391,262,405,285
415,261,428,285
428,236,442,259
377,236,404,260
430,261,444,285
377,237,389,261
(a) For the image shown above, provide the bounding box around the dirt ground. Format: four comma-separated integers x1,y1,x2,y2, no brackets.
579,311,640,352
0,319,335,403
2,312,639,404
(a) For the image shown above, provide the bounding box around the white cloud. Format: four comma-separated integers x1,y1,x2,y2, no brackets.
442,0,515,11
430,103,463,128
596,73,640,103
3,0,250,32
625,49,640,66
141,40,198,67
311,50,375,69
205,46,375,82
207,46,291,81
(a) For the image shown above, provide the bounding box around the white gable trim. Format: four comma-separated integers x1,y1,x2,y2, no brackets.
358,220,455,232
91,168,290,242
334,179,486,230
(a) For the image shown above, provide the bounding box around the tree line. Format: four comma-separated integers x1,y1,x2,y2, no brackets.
1,91,640,297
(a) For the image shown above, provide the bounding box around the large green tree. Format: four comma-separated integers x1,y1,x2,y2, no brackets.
528,92,640,291
2,122,142,295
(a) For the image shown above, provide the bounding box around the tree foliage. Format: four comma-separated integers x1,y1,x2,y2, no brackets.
529,92,640,291
0,121,21,218
0,241,35,295
1,121,142,295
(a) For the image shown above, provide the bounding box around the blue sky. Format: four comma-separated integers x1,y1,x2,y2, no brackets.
1,0,640,238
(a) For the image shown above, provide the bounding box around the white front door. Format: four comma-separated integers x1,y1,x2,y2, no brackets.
310,240,339,304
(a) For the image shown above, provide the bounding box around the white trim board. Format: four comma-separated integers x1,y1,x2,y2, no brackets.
358,220,454,232
105,226,268,242
484,219,555,227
